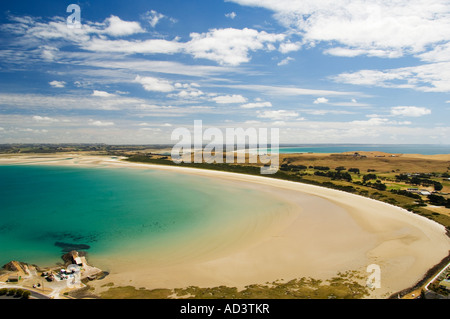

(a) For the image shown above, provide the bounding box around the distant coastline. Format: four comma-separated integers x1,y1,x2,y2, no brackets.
261,144,450,155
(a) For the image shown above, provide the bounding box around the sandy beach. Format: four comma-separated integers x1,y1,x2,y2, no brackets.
1,154,449,298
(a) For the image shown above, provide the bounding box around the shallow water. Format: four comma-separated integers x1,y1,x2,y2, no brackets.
0,165,289,267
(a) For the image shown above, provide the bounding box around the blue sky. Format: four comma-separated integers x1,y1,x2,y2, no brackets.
0,0,449,144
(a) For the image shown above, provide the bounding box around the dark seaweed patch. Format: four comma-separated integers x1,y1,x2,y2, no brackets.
54,241,91,252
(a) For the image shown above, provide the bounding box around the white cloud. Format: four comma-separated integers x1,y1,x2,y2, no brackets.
331,101,370,107
229,0,450,93
241,101,272,108
417,42,450,63
351,117,412,126
212,94,247,104
32,115,59,122
103,15,145,37
92,90,116,98
302,109,354,116
83,38,184,54
20,128,48,134
168,82,204,99
3,15,285,66
257,110,299,120
11,15,144,40
40,46,59,61
313,97,329,104
0,93,146,111
351,118,390,126
229,0,450,57
333,63,450,92
73,58,232,78
49,80,66,88
79,27,286,66
324,47,404,59
89,120,115,127
225,12,237,19
169,89,204,99
140,127,161,132
143,10,166,28
244,120,261,124
279,41,301,54
134,76,175,92
224,84,362,97
390,106,431,117
186,28,285,66
277,57,294,66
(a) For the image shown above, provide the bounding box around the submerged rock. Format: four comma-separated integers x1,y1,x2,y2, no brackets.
55,242,90,253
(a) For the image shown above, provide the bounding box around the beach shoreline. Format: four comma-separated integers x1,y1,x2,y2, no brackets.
1,153,450,299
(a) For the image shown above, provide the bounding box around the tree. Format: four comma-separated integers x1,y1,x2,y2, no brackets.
433,182,443,191
21,290,31,299
363,174,377,183
335,166,346,172
428,194,447,206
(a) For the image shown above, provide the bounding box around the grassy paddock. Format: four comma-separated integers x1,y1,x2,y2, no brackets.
100,271,371,299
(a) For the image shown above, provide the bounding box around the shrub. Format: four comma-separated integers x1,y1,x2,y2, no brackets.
14,289,24,297
21,291,31,299
7,289,16,296
390,189,421,199
314,166,330,171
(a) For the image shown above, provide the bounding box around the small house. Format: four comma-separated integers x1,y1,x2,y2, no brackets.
7,275,19,283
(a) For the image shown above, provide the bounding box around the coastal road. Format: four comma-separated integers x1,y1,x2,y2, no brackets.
0,284,51,299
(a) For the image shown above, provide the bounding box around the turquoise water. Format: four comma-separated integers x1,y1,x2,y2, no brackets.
270,144,450,155
0,165,287,267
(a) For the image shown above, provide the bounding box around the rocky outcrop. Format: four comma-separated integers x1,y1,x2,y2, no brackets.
2,261,29,275
61,250,86,266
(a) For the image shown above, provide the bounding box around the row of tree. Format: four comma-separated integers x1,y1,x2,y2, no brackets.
427,194,450,208
0,288,31,299
395,174,443,191
314,170,352,182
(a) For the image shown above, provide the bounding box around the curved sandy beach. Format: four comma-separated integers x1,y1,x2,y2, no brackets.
1,154,450,298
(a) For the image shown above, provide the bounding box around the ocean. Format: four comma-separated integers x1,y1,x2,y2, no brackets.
0,165,288,267
274,144,450,155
